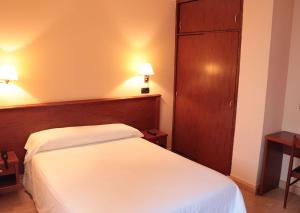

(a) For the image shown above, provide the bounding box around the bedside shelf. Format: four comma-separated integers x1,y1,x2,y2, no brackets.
0,174,18,187
0,151,20,194
142,129,168,148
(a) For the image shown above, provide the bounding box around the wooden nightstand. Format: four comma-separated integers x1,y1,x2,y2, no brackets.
142,129,168,148
0,151,20,194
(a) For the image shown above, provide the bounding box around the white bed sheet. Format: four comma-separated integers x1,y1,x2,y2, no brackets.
24,138,246,213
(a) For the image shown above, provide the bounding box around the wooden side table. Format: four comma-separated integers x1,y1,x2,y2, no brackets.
259,131,300,195
142,129,168,148
0,151,20,194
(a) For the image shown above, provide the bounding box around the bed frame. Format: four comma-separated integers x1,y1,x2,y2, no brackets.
0,94,161,172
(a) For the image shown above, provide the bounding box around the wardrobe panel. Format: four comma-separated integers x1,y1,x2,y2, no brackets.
173,32,239,175
179,0,242,33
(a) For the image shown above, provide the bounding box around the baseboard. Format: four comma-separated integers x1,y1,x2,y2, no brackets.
230,176,300,196
230,175,257,194
279,180,300,196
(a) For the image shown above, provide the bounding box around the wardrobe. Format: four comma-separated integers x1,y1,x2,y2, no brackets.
173,0,243,175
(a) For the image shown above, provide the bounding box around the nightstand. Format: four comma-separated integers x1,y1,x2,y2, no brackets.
0,151,20,194
142,129,168,148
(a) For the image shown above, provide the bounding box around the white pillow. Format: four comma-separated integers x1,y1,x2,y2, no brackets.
24,123,143,163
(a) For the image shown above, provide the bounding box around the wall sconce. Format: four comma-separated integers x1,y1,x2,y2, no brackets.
138,63,154,94
0,64,18,84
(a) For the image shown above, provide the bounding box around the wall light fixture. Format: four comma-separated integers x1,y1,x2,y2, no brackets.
138,63,154,94
0,64,18,84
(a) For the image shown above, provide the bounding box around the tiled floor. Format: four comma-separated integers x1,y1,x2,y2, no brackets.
242,188,300,213
0,187,299,213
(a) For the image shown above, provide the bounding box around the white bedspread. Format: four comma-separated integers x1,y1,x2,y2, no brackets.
24,138,246,213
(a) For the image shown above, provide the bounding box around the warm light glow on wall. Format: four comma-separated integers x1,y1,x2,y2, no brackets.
0,50,19,83
108,76,144,97
0,83,36,106
0,45,19,53
124,76,145,88
0,51,17,64
128,54,150,74
108,53,155,96
0,50,33,106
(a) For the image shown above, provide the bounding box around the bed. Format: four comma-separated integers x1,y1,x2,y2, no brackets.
23,124,246,213
0,95,246,212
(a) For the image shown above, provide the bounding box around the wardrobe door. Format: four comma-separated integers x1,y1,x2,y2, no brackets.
173,32,239,175
179,0,241,33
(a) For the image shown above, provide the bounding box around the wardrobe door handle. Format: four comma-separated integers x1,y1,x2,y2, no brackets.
234,14,238,23
229,100,233,109
179,21,182,31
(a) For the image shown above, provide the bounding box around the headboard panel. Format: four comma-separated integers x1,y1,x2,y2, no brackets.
0,94,161,172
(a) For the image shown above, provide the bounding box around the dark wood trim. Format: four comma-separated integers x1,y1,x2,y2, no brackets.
172,0,180,147
154,96,161,129
177,29,241,36
0,95,161,173
176,0,198,4
0,94,161,111
228,0,244,176
172,1,181,151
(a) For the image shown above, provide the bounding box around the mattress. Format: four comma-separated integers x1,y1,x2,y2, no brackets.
24,137,246,213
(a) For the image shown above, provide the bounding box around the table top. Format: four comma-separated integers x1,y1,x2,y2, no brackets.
142,129,168,140
266,131,300,146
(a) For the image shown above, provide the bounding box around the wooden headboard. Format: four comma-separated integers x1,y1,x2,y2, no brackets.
0,94,161,172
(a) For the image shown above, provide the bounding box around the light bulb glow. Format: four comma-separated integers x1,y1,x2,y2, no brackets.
0,64,18,83
138,63,154,76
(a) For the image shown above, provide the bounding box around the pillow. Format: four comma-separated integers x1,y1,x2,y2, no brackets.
24,123,143,163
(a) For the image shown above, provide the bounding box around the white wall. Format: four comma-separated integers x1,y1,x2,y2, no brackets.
261,0,294,183
281,0,300,187
232,0,295,188
231,0,275,187
263,0,294,138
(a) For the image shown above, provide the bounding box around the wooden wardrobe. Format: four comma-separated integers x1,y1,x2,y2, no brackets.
173,0,243,175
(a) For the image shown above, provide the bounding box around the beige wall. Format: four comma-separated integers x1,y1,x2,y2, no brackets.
231,0,275,186
232,0,295,188
281,0,300,187
0,0,176,145
262,0,294,185
262,0,293,144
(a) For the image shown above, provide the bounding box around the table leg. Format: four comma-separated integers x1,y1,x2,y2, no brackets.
258,140,284,195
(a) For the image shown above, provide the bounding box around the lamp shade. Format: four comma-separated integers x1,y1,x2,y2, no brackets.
138,63,154,76
0,64,18,81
